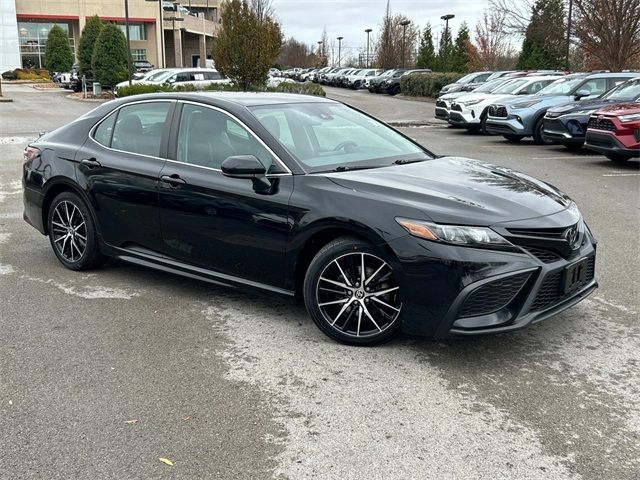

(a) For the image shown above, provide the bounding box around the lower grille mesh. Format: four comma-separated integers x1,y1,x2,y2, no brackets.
531,256,595,311
458,272,531,318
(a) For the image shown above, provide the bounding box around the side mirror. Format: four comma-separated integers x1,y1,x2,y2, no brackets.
574,89,591,100
221,155,266,178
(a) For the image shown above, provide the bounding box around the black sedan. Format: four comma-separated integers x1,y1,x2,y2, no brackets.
22,92,597,345
543,76,640,149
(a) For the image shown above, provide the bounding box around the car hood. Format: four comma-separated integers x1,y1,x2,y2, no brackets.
325,157,571,225
594,102,640,115
439,91,469,101
501,94,573,107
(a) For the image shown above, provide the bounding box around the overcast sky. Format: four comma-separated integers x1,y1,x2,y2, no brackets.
271,0,488,54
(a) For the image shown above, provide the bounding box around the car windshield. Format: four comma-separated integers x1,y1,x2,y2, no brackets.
537,77,587,95
492,79,527,94
601,79,640,100
457,72,478,84
148,70,175,82
250,103,430,173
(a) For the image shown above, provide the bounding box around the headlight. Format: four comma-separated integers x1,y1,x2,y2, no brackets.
396,218,515,250
618,112,640,123
460,98,484,106
511,100,542,109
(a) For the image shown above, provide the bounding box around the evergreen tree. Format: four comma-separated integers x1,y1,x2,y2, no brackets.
438,26,454,71
78,15,103,78
44,25,74,73
416,23,437,69
212,0,282,90
517,0,565,69
92,24,129,86
449,22,471,73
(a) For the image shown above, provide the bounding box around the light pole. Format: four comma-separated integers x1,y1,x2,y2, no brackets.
337,36,343,67
440,14,454,71
400,20,410,69
317,40,324,66
124,0,133,86
565,0,573,71
365,28,372,67
145,0,166,68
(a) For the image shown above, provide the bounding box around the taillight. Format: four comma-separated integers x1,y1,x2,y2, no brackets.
23,146,41,162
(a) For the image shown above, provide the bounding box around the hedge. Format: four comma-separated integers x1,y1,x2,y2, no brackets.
400,72,465,98
14,68,50,80
116,80,326,98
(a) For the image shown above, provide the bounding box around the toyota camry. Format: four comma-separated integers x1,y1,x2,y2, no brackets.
22,92,598,345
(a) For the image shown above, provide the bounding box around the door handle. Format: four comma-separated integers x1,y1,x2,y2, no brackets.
81,158,101,168
160,174,187,187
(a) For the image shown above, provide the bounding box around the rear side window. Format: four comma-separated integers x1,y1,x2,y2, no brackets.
93,111,117,147
111,102,171,157
205,71,222,80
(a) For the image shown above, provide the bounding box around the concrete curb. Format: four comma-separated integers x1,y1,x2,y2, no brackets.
0,97,14,102
65,94,110,103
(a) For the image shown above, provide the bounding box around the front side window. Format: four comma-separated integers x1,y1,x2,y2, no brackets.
176,104,285,173
602,79,640,101
494,79,527,94
577,78,608,96
111,102,171,156
250,103,430,173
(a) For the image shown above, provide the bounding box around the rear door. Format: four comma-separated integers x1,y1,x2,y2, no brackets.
77,100,174,255
157,101,294,289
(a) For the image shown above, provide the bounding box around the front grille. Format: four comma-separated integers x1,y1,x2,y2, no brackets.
458,272,531,318
489,105,508,118
507,226,568,239
530,256,595,311
486,123,515,133
543,119,568,133
505,223,583,260
451,103,462,112
526,247,562,263
587,117,616,131
436,100,447,108
586,133,615,148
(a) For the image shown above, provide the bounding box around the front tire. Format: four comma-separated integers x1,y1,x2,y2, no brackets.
503,134,524,142
47,191,105,271
533,117,553,145
303,237,402,346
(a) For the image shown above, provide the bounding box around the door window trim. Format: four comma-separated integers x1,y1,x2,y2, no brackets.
88,99,176,161
168,100,292,176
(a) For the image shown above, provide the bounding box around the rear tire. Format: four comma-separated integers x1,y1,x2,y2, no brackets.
303,237,402,346
503,134,524,142
47,191,106,271
480,112,489,135
606,153,632,163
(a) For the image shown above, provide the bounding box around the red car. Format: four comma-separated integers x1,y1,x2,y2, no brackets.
585,103,640,162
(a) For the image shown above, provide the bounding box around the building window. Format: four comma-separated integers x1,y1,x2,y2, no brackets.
117,24,146,41
18,21,75,69
131,49,147,61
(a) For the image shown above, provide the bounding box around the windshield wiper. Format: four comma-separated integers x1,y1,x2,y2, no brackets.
331,165,381,172
393,158,426,165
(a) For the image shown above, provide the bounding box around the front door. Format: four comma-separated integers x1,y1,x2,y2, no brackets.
158,102,293,289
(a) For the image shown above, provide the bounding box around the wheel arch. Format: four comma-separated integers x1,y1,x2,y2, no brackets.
41,179,98,236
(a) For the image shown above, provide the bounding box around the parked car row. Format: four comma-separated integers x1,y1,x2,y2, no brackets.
113,67,230,96
436,72,640,162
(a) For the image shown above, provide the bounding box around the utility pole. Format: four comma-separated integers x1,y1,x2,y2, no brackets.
337,36,343,67
440,14,454,71
365,28,372,68
124,0,133,85
565,0,573,71
400,20,410,68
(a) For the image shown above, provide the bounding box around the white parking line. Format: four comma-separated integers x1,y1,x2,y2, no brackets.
602,173,640,177
530,156,602,160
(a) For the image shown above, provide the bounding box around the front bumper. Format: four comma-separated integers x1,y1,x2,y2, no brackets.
386,227,597,338
586,130,640,157
447,105,481,126
542,115,588,145
485,115,529,136
435,99,449,120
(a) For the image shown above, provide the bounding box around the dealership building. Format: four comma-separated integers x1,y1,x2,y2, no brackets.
0,0,221,73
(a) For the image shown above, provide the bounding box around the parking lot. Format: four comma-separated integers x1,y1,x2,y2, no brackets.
1,84,639,479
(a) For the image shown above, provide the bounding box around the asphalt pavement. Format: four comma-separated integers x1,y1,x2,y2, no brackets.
1,83,638,480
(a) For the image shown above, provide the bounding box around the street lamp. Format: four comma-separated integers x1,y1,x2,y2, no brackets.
440,14,455,71
364,28,372,68
337,36,343,67
124,0,133,86
145,0,166,68
400,20,410,69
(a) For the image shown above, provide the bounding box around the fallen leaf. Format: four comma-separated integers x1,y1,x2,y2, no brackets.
124,419,139,424
182,416,191,421
159,457,174,466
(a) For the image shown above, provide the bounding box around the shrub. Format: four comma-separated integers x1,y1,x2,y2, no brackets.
79,15,103,79
116,80,326,98
13,69,50,80
92,24,129,87
44,25,74,73
400,72,465,98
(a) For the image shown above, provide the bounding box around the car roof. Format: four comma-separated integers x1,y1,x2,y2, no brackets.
584,72,639,79
120,91,337,107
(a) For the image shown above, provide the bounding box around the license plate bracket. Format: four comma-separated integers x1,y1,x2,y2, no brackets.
563,257,588,294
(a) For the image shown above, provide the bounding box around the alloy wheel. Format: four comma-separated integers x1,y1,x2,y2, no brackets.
51,200,87,263
315,252,402,338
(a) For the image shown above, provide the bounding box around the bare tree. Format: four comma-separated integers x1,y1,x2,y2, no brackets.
374,2,418,69
474,10,515,69
488,0,535,35
573,0,640,71
247,0,274,21
277,37,311,68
